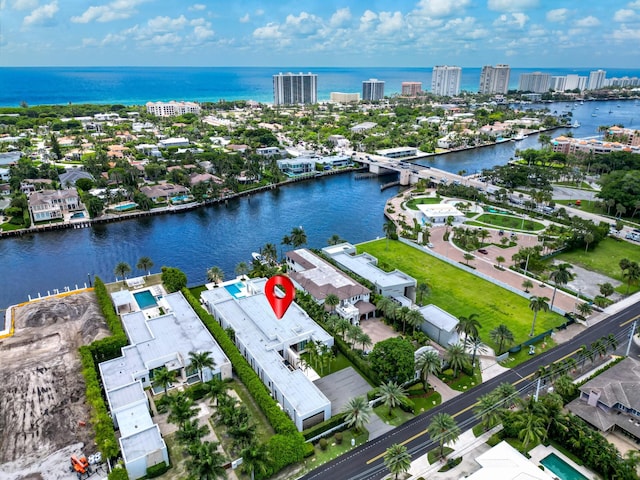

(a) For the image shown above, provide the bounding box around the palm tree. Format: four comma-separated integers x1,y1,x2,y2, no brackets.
234,261,249,279
522,279,534,293
114,261,131,283
384,444,411,480
623,261,640,294
377,296,396,319
475,393,502,431
289,226,307,248
346,325,361,348
529,296,550,336
241,442,270,480
207,266,225,285
576,302,593,319
515,410,546,452
336,317,351,340
592,339,607,358
427,413,460,459
605,333,618,353
324,293,340,313
262,243,278,265
356,330,372,352
490,324,515,354
205,377,228,406
445,343,470,377
188,441,227,480
416,283,430,305
466,336,488,371
342,396,372,434
463,253,475,266
188,350,216,382
153,367,176,395
415,350,441,389
136,256,153,277
167,392,199,429
383,220,396,249
327,233,345,245
176,418,209,446
456,313,480,345
549,263,573,308
496,255,505,268
405,309,424,334
376,381,408,417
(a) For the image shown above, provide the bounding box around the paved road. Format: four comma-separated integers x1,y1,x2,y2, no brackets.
299,300,640,480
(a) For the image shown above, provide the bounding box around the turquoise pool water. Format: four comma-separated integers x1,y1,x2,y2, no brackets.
171,195,190,202
540,453,588,480
114,203,137,211
71,212,85,218
224,282,245,299
134,290,157,309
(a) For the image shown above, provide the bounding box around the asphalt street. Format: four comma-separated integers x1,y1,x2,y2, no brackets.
299,300,640,480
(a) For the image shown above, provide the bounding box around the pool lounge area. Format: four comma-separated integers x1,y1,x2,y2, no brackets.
133,290,158,310
223,281,248,299
113,202,138,211
529,445,594,480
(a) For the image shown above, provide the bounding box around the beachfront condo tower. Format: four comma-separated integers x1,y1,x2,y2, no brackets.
518,72,551,93
479,64,511,94
362,79,385,101
273,72,318,105
431,66,462,96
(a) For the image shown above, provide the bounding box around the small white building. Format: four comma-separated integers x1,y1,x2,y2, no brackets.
466,441,555,480
417,304,460,347
256,146,282,157
201,278,333,431
376,147,418,159
322,243,416,304
159,137,190,148
417,203,464,224
277,158,316,175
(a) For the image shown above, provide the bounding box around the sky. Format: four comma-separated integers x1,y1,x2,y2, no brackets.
2,0,640,67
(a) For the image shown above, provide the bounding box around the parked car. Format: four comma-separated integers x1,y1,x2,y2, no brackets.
427,243,434,248
478,248,488,254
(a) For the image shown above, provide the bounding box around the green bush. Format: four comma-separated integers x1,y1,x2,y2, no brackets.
303,413,347,440
181,288,306,475
107,467,129,480
146,461,169,478
186,382,209,401
334,432,343,444
93,277,125,337
319,438,328,450
304,442,315,457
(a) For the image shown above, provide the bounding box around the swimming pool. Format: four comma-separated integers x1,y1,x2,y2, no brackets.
171,195,190,203
71,212,85,219
134,290,157,309
114,203,137,211
224,282,245,299
540,453,588,480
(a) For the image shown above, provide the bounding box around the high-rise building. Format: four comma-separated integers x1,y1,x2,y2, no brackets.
330,92,360,103
273,72,318,105
518,72,551,93
588,69,607,90
550,76,566,92
362,79,385,101
431,66,462,96
401,82,422,97
478,64,510,94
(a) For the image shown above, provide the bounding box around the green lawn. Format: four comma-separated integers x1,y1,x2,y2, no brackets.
472,213,546,232
229,380,275,442
428,446,454,463
373,404,414,427
357,240,564,351
301,351,355,378
500,336,556,368
553,181,594,190
305,429,368,471
446,368,482,392
411,391,442,413
0,222,24,231
553,237,640,294
406,196,441,210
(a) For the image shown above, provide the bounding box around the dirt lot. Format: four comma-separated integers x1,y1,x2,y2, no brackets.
0,292,110,479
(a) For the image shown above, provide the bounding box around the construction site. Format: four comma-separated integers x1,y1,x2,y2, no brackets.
0,291,111,480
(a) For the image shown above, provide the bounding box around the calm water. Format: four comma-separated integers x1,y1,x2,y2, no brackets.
2,67,640,106
0,174,399,308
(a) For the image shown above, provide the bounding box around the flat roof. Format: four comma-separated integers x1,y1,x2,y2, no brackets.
120,425,166,463
467,441,554,480
417,203,464,217
418,304,459,332
112,289,135,308
287,249,370,302
323,244,416,289
202,283,332,418
376,147,418,154
108,381,147,412
116,402,155,438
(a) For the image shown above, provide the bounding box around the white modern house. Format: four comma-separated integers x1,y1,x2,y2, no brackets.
416,203,465,224
201,278,333,431
99,291,232,479
322,243,417,305
286,249,374,324
417,304,460,347
277,158,315,175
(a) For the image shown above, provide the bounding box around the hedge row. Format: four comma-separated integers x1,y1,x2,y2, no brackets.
181,288,306,475
303,412,348,440
90,276,128,363
79,346,120,461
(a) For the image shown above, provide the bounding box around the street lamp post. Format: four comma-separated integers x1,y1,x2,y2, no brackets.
87,273,92,288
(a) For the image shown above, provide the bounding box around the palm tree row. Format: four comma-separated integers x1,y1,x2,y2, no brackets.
376,297,424,335
114,257,155,283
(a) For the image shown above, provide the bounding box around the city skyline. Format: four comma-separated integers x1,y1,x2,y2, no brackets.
2,0,640,67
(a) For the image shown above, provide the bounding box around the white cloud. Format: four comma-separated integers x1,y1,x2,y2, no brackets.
193,25,214,41
488,0,538,12
415,0,470,17
71,0,146,23
330,7,351,27
12,0,38,10
253,23,282,39
255,9,264,16
610,26,640,40
239,13,250,23
575,15,600,27
147,15,188,32
23,1,58,26
359,10,378,31
629,0,640,8
614,9,638,22
546,8,568,22
149,33,181,46
494,12,529,28
188,3,206,11
376,11,404,35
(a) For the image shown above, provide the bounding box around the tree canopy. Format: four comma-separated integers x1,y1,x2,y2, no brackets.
369,337,415,384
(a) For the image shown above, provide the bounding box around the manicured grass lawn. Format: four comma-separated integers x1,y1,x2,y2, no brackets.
428,446,454,463
406,196,441,210
357,239,564,352
500,336,556,368
554,199,602,215
301,351,354,377
229,379,275,442
306,429,368,469
473,213,546,231
0,222,24,231
553,181,594,190
411,391,442,413
553,237,640,294
189,285,208,299
446,368,482,392
373,404,414,427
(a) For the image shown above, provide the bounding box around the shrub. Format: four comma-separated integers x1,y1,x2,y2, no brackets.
303,413,347,441
334,432,343,445
107,467,129,480
319,438,328,450
186,382,209,401
146,461,169,478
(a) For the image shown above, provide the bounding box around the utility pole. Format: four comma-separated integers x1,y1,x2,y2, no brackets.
534,377,542,402
625,320,637,357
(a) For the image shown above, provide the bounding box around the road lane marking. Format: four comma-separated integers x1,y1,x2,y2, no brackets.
366,428,429,464
619,314,640,327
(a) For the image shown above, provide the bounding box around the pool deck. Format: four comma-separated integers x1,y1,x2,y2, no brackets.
529,445,598,479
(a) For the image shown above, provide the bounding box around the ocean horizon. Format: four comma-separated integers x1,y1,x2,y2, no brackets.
2,66,640,107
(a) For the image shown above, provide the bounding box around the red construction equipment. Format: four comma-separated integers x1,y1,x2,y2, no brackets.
70,455,90,475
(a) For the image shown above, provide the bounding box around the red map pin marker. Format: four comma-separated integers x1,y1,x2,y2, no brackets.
265,275,295,319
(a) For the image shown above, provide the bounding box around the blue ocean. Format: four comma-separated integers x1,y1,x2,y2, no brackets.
2,66,640,107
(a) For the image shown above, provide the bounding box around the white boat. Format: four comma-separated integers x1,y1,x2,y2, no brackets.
251,252,266,263
511,133,527,141
572,121,581,128
591,113,597,117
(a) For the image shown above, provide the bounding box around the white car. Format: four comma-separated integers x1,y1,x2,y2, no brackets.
427,243,434,248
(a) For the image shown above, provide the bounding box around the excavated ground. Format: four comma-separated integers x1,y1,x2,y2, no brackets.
0,292,110,478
